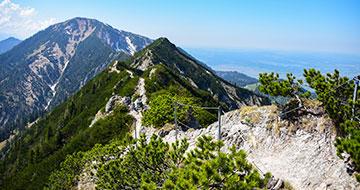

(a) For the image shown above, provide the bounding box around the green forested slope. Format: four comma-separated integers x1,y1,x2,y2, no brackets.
0,65,135,189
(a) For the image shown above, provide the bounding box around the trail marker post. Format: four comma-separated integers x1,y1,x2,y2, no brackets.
174,103,178,141
173,102,222,141
352,77,359,121
218,106,222,141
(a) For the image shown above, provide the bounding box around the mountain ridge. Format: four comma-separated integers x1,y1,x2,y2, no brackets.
130,37,269,109
216,70,258,87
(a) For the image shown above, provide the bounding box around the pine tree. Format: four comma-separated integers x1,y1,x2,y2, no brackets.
303,69,356,125
142,93,216,128
259,72,310,106
258,72,311,119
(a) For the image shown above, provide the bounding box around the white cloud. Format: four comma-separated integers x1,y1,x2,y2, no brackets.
0,0,56,39
20,7,35,16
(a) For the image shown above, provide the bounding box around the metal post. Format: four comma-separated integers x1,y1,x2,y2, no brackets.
218,106,221,141
174,103,178,141
352,79,359,121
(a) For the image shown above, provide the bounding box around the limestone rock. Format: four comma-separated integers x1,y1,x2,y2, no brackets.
105,95,121,113
143,105,360,190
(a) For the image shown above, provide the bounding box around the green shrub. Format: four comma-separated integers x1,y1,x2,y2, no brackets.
96,135,270,189
143,92,216,128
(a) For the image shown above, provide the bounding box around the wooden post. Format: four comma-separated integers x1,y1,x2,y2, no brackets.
218,106,221,141
352,79,359,121
174,103,178,141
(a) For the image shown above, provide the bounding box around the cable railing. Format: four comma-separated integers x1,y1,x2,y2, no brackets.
174,103,265,176
173,102,222,141
134,74,359,177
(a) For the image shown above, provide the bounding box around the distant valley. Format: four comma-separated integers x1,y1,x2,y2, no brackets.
186,48,360,79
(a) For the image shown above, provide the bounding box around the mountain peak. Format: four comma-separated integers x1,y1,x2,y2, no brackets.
69,16,97,21
3,37,21,41
61,17,103,27
153,37,172,44
0,37,21,54
62,16,100,23
130,37,187,71
147,37,176,51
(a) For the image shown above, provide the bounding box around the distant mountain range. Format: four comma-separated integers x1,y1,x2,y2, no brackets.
216,71,258,87
0,37,22,54
0,17,152,140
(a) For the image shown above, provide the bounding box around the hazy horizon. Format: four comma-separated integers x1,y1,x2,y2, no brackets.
185,47,360,78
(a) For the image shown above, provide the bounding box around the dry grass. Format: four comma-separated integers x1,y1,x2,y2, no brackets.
0,140,7,151
303,99,322,108
239,106,262,124
162,123,175,131
239,102,333,137
273,123,281,137
0,134,14,151
282,180,295,190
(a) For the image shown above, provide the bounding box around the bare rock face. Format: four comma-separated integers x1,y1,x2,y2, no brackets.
143,103,360,190
105,95,121,113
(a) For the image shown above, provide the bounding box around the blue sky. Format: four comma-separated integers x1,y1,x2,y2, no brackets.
1,0,359,54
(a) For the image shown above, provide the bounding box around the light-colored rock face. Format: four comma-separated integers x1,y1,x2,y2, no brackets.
95,24,152,56
149,68,157,79
25,19,97,109
142,105,360,190
125,36,137,55
221,81,240,103
130,77,148,139
131,50,154,71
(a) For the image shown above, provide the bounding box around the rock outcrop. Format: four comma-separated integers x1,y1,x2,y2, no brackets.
143,103,360,190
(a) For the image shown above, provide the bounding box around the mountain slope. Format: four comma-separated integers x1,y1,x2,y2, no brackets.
0,38,269,189
0,37,21,54
0,63,136,189
216,70,258,87
0,17,152,140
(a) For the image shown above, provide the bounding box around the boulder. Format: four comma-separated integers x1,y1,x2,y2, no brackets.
105,95,121,113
